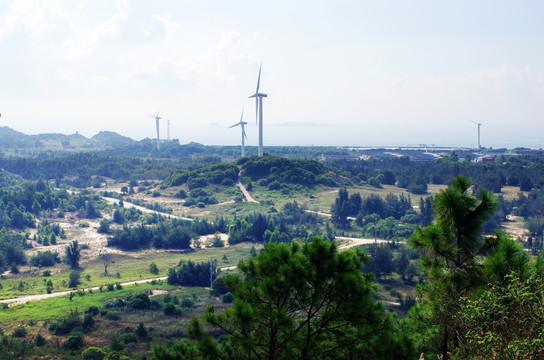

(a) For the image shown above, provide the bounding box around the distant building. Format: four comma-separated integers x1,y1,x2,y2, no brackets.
473,156,494,164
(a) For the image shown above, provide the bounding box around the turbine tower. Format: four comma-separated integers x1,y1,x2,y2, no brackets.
249,64,267,157
150,111,161,150
471,121,482,150
229,107,248,157
167,119,170,141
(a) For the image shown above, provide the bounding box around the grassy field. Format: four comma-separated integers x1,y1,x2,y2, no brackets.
0,244,255,300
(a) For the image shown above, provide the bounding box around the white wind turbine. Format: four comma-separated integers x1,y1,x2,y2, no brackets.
150,111,161,150
471,120,482,150
229,107,248,157
249,64,267,157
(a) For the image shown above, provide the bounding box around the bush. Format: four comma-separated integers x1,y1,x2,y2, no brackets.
69,270,80,288
102,311,121,321
83,314,95,332
163,303,182,317
63,334,84,351
35,333,46,346
149,261,159,275
118,332,138,345
127,293,151,310
30,251,60,267
49,310,83,335
85,306,99,316
135,322,148,341
82,346,107,360
180,298,195,308
43,270,51,277
12,326,27,338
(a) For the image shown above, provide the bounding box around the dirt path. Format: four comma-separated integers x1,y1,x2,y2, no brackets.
236,171,258,203
304,210,357,221
0,276,168,307
335,236,390,250
102,197,193,222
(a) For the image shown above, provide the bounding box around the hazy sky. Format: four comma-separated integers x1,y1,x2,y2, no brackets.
1,1,543,148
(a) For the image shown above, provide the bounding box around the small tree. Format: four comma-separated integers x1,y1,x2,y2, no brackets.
46,279,54,294
149,261,159,275
64,241,81,269
98,249,112,276
69,270,80,288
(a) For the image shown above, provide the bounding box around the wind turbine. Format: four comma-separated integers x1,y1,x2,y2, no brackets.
249,63,267,157
150,111,161,150
471,121,482,150
229,107,248,157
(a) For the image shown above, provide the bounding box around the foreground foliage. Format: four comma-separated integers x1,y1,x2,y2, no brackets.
154,237,414,359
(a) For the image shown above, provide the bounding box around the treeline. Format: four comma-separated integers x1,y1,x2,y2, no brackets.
332,189,432,225
0,153,183,183
107,201,321,251
103,139,352,160
167,259,217,287
0,228,27,273
328,152,544,194
107,217,228,251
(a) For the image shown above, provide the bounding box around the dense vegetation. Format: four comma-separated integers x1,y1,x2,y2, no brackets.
240,155,337,188
4,144,544,359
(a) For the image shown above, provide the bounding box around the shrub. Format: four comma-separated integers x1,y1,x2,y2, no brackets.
69,270,80,288
43,270,51,277
135,322,148,341
30,251,60,267
102,311,121,321
83,314,95,332
12,326,27,338
82,346,107,360
85,306,99,316
163,303,182,317
63,334,84,351
35,333,46,346
127,293,151,310
49,309,82,335
118,332,138,345
149,262,159,275
180,298,195,308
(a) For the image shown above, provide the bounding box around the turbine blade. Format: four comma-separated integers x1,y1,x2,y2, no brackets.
229,123,240,128
240,107,244,123
243,127,247,140
256,63,261,93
